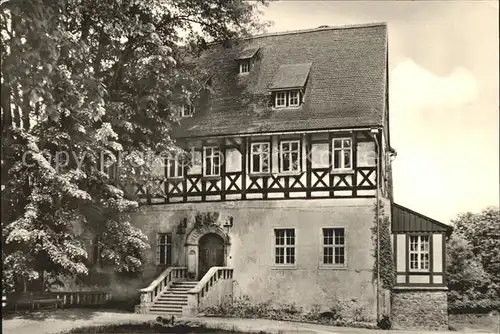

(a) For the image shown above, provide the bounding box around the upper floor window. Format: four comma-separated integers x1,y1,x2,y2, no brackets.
203,146,220,177
167,155,184,178
156,233,172,266
251,142,270,174
180,103,195,118
332,138,352,170
274,90,301,108
409,235,430,272
280,140,300,173
239,60,251,73
322,228,345,265
275,228,295,265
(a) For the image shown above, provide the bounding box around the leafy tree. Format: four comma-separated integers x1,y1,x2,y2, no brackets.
447,207,500,312
1,0,269,292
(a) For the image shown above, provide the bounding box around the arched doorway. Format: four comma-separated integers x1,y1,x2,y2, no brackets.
198,233,225,278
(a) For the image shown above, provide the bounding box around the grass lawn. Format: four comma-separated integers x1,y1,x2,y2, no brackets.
449,313,500,333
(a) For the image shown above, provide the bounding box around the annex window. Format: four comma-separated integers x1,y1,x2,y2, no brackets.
156,233,172,266
251,142,270,174
322,228,345,265
203,146,220,177
280,140,300,173
239,60,251,73
274,90,301,108
167,155,184,178
409,235,430,271
332,138,352,170
180,103,195,118
275,229,295,265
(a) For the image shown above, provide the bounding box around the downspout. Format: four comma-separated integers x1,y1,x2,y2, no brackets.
370,128,381,323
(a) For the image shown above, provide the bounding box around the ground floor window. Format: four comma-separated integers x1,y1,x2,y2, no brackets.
322,228,345,265
409,235,430,271
156,233,172,266
274,228,295,265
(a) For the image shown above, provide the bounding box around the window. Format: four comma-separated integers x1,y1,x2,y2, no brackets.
409,235,430,271
275,92,286,107
167,155,184,178
288,91,299,106
322,228,345,265
273,90,301,108
280,140,300,173
332,138,352,170
239,60,250,73
251,142,270,173
275,229,295,265
203,146,220,176
156,233,172,266
180,103,195,118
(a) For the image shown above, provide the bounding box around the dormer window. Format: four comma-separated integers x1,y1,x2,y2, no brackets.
269,63,312,109
180,103,195,118
288,91,299,106
273,90,301,108
236,47,259,75
275,92,286,107
239,60,251,73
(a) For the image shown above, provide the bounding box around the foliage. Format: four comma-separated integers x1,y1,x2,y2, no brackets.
371,201,395,289
447,207,500,313
202,295,378,329
61,319,260,333
1,0,269,291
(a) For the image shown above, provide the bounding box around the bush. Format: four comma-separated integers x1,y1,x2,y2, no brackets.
377,314,391,329
203,296,377,330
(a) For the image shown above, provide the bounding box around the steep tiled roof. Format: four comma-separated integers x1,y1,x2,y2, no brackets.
174,23,388,138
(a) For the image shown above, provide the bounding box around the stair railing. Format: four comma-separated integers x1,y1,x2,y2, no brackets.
135,266,187,313
185,266,233,316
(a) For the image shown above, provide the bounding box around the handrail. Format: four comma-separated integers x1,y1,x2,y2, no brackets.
140,266,187,292
186,266,233,309
138,266,187,305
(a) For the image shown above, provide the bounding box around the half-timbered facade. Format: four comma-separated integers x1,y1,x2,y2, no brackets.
128,23,452,330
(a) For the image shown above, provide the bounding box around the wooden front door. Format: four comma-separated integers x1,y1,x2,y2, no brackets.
198,233,225,279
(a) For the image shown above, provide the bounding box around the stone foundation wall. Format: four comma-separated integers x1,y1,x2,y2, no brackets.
391,289,448,330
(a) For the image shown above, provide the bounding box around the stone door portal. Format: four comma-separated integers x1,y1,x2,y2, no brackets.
198,233,225,279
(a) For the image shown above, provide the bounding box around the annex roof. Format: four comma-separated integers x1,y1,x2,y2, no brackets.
173,23,388,138
392,203,453,236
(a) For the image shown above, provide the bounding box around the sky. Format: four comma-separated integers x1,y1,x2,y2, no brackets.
259,0,499,223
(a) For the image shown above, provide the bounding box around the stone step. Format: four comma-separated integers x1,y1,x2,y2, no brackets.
149,309,183,315
149,306,183,313
172,280,199,284
167,288,192,292
162,292,189,297
156,295,187,302
154,301,188,307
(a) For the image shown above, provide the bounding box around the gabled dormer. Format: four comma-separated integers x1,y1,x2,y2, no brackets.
179,103,195,118
236,47,260,74
268,63,312,108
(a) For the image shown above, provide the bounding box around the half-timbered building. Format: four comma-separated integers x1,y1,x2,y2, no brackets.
129,23,452,330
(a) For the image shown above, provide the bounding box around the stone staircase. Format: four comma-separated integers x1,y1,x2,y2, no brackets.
148,280,199,315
